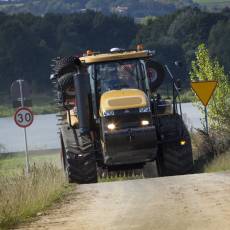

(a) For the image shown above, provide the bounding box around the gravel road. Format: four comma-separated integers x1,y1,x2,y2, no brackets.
18,172,230,230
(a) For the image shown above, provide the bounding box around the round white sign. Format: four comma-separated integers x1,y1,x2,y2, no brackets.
14,107,34,128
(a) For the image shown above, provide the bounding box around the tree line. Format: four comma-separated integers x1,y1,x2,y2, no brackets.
0,7,229,93
0,0,194,17
0,11,138,92
135,7,230,84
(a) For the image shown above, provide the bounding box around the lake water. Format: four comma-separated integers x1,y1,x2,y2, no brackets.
0,114,59,153
181,103,203,130
0,103,203,153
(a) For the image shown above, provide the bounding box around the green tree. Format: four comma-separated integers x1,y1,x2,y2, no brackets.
190,44,230,132
208,19,230,72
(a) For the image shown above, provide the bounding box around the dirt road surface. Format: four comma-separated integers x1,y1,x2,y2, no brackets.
18,172,230,230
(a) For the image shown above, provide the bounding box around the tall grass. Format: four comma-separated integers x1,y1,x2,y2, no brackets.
204,150,230,173
0,164,67,229
192,129,230,173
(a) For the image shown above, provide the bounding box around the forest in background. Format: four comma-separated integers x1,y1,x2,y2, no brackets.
1,0,230,17
0,11,138,92
0,0,195,17
0,7,230,93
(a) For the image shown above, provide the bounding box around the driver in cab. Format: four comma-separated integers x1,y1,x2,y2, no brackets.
102,63,137,92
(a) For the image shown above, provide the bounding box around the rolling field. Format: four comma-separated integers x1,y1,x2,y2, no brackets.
193,0,230,6
194,0,230,2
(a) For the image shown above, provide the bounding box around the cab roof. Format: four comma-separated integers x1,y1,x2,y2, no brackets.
80,50,150,64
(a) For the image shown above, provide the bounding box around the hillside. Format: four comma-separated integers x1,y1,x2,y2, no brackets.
0,0,229,16
0,0,194,16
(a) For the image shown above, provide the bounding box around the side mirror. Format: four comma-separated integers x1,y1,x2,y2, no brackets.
146,60,165,92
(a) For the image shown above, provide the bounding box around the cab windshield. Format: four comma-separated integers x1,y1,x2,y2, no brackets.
95,60,144,94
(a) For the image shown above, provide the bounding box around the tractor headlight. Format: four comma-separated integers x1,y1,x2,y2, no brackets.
139,107,151,113
141,120,150,126
180,139,186,146
107,123,116,130
103,110,115,117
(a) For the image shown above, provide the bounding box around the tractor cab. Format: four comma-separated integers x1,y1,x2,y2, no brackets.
79,49,166,165
80,49,166,119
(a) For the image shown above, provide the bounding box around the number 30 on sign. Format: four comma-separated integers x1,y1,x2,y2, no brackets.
14,107,34,128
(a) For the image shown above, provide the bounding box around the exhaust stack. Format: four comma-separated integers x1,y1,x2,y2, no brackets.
73,72,91,134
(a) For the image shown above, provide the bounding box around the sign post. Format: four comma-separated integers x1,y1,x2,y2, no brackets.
14,107,33,174
204,106,208,134
20,80,29,174
191,80,218,134
11,79,33,174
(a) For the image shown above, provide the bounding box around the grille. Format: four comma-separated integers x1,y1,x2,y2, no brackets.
108,97,142,107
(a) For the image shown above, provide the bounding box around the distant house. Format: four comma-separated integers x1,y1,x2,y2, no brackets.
80,9,87,13
111,6,128,15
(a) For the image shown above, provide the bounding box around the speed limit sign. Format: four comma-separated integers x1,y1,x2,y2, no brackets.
14,107,34,128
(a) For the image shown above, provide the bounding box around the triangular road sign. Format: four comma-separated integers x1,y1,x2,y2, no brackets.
191,80,218,106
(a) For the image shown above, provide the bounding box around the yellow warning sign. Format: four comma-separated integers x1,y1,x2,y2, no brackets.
191,81,218,106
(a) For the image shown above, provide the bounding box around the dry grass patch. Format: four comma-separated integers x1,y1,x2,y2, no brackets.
191,129,230,173
204,150,230,173
0,163,68,229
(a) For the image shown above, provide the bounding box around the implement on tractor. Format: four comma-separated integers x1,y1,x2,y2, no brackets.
51,46,193,183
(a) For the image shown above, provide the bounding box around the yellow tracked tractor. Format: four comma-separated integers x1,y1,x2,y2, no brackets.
51,47,193,183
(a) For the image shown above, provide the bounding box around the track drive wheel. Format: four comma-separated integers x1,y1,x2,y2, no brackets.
60,132,67,172
157,118,194,176
61,126,97,184
53,56,81,77
57,73,74,91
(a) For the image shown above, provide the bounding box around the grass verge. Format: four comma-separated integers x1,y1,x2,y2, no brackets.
204,150,230,173
0,151,70,229
0,163,69,229
192,129,230,173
